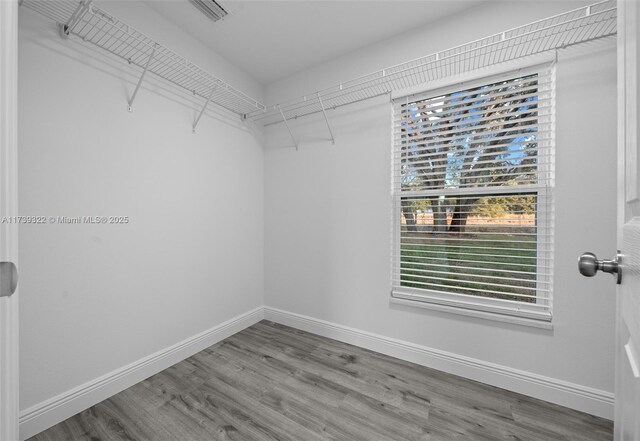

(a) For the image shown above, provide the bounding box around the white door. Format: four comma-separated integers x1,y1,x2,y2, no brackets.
0,0,20,440
616,0,640,439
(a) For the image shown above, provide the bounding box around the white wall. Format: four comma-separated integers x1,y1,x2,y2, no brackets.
18,1,264,418
264,1,617,416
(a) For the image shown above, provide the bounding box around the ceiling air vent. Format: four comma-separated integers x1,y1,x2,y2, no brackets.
188,0,228,22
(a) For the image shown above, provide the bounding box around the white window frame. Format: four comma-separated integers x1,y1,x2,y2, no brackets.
390,58,555,329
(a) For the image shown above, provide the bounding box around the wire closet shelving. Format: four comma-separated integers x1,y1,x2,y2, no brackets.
21,0,266,127
21,0,616,135
246,0,617,131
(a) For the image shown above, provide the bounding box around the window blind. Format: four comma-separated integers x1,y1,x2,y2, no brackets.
391,64,555,321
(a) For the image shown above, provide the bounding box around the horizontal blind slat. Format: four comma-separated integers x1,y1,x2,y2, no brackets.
397,159,552,175
397,256,553,271
392,278,550,298
394,127,553,149
398,267,547,286
395,251,551,263
395,117,541,142
394,143,540,161
395,102,551,131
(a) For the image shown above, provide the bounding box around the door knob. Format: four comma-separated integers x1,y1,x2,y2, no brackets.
0,261,18,298
578,251,622,284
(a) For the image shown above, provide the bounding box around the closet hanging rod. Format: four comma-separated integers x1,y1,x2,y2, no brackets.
249,0,616,127
21,0,266,118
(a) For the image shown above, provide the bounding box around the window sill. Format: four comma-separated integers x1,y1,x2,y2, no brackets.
390,293,553,330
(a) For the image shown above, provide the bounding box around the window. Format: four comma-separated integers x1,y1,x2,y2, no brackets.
391,64,554,323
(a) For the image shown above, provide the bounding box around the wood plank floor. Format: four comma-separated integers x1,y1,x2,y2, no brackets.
29,321,613,441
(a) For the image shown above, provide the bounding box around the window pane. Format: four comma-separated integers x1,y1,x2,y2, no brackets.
397,74,543,192
398,193,544,303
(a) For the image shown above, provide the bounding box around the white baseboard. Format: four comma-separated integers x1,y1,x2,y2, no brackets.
19,306,264,440
264,307,614,420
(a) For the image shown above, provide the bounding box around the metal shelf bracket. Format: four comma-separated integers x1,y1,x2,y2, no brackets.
128,44,157,112
59,0,91,39
317,93,335,145
193,86,216,134
278,105,298,151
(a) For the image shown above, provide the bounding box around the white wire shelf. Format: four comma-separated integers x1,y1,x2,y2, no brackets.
21,0,266,118
247,0,616,127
